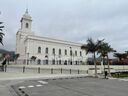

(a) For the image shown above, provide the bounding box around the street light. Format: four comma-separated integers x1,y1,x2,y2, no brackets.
27,53,29,65
70,47,72,65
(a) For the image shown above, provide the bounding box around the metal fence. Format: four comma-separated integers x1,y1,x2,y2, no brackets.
15,59,85,65
5,66,87,74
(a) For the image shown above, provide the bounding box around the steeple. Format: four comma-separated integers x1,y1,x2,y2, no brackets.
25,8,28,14
20,9,32,32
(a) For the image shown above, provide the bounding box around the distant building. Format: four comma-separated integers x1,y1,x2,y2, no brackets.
16,10,87,65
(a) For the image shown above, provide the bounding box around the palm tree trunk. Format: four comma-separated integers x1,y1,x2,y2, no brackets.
107,54,111,76
103,56,105,75
94,52,97,77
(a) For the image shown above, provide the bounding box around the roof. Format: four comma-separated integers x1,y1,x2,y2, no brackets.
26,34,83,47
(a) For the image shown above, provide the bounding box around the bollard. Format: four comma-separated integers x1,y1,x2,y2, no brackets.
23,66,25,73
51,68,53,74
78,69,79,74
4,65,7,72
70,69,71,74
38,67,40,73
61,68,62,74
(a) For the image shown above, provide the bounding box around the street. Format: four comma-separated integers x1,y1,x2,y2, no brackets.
12,77,128,96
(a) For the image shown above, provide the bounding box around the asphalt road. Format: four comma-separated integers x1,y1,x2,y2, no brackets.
12,77,128,96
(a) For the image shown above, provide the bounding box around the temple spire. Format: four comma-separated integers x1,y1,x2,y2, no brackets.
25,8,28,14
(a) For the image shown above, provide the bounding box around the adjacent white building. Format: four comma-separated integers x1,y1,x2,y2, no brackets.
16,10,87,65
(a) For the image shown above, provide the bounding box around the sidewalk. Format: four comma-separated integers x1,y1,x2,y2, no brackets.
0,71,88,96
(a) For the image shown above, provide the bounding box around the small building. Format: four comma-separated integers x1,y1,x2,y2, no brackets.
16,10,87,65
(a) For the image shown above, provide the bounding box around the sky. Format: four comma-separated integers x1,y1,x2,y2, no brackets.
0,0,128,54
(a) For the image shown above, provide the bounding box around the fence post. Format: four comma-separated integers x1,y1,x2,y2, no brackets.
4,65,7,72
38,67,40,73
70,69,71,74
61,68,62,74
23,66,25,73
51,68,53,74
78,69,79,74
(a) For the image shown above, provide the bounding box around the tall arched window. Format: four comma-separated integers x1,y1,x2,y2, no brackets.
53,48,55,54
65,49,67,55
59,49,61,55
26,23,29,28
80,51,82,56
37,59,41,65
70,50,72,56
75,51,77,56
59,60,61,65
45,47,48,54
38,47,41,53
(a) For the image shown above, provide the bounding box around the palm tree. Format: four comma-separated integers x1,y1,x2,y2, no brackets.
98,42,116,76
114,53,127,61
81,38,104,77
0,22,4,45
31,56,37,64
125,51,128,58
31,56,37,61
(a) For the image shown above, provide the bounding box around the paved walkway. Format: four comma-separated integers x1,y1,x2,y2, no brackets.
0,71,88,96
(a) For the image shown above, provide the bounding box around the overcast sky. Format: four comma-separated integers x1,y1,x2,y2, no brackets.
0,0,128,54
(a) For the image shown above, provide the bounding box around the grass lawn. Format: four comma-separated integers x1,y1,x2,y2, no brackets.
111,73,128,78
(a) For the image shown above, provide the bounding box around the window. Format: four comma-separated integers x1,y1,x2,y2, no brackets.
52,59,55,65
26,23,29,28
75,51,77,56
45,47,48,54
80,51,82,56
75,61,78,65
59,60,61,65
53,48,55,54
64,60,67,65
37,59,41,65
46,60,48,64
70,50,72,56
65,49,67,55
38,47,41,53
59,49,61,55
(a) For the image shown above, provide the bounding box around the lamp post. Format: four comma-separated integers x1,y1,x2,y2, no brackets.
27,53,29,65
53,53,56,64
70,47,72,65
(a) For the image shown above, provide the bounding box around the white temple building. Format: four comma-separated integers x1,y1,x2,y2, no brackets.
16,10,87,65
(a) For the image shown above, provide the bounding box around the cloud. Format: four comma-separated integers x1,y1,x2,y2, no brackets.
0,0,128,54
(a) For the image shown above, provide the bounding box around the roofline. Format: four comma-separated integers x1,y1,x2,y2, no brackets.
26,35,83,47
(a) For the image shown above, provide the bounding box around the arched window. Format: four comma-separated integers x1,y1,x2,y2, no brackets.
64,60,67,65
26,23,29,28
59,60,61,65
37,59,41,65
65,49,67,55
46,60,48,65
53,48,55,54
75,61,78,65
52,59,55,65
80,51,82,56
45,47,48,54
59,49,61,55
70,50,72,56
38,47,41,53
75,51,77,56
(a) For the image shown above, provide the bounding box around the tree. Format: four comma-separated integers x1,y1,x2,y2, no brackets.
31,56,37,64
125,51,128,58
81,38,104,77
0,22,4,45
98,42,116,76
114,53,127,61
31,56,36,61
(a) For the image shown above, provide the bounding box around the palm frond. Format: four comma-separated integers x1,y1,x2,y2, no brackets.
0,26,4,28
